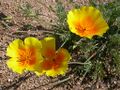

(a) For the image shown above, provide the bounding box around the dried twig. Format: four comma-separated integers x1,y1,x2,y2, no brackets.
69,61,90,65
49,77,71,89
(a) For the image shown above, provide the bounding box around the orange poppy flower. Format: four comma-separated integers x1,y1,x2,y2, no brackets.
35,37,71,77
6,37,43,74
67,6,109,39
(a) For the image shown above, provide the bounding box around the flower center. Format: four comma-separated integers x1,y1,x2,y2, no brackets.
44,48,55,58
75,16,97,36
53,51,65,70
41,49,65,70
18,47,36,66
75,23,86,34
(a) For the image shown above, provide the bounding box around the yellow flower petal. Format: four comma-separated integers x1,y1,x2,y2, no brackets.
41,37,56,58
7,39,24,57
57,48,71,63
45,64,68,77
24,37,42,49
7,58,24,74
67,6,109,39
35,71,45,76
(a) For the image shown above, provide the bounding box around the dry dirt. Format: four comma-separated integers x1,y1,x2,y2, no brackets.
0,0,119,90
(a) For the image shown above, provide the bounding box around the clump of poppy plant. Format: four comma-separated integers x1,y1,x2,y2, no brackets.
6,37,71,77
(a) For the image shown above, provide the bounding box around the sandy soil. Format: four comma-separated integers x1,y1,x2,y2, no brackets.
0,0,119,90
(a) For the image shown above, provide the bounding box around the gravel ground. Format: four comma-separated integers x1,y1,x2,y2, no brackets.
1,0,119,90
